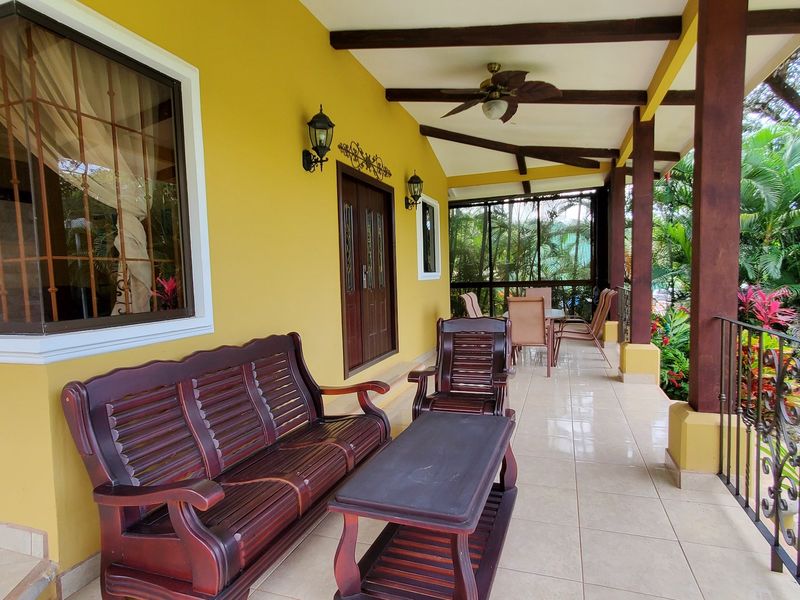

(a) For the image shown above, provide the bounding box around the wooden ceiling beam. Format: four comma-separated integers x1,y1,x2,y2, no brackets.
386,89,695,105
420,125,601,169
448,164,612,189
331,10,800,50
515,154,531,193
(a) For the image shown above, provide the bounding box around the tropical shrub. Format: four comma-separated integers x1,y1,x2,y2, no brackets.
651,306,691,401
738,285,797,330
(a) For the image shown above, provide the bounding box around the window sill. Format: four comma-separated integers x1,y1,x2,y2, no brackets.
0,314,214,364
418,272,442,281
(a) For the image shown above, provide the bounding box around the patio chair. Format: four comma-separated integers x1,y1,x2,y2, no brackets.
553,288,617,367
409,317,511,418
524,286,553,309
459,291,483,317
507,296,551,377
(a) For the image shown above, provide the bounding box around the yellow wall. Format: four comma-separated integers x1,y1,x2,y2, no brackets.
0,0,450,571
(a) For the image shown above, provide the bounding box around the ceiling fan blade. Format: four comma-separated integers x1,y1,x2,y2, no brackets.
492,70,528,89
441,97,483,118
499,98,519,123
516,81,562,101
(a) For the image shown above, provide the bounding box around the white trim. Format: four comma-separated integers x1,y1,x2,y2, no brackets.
416,194,442,281
0,0,213,364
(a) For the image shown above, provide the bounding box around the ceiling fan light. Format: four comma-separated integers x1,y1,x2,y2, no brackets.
482,98,508,120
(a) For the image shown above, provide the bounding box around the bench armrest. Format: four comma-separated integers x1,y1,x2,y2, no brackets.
319,381,391,436
319,381,390,396
493,372,508,387
407,366,436,383
93,479,224,511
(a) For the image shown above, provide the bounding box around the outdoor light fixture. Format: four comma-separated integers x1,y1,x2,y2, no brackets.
405,171,424,209
302,104,335,172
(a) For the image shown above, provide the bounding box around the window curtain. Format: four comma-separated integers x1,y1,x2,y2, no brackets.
0,24,158,315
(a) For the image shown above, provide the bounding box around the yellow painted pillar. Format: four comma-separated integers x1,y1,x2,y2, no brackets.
603,321,619,346
618,342,660,383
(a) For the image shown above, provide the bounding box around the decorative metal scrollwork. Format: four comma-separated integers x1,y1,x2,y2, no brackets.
759,349,800,550
337,141,392,181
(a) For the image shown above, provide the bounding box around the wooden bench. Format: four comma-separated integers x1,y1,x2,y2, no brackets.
61,333,391,600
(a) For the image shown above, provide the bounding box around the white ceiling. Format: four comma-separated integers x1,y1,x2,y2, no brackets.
300,0,800,199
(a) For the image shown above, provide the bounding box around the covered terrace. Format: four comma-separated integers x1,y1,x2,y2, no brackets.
0,1,799,599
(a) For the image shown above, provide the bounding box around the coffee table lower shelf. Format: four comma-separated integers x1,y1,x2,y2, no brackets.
335,485,517,600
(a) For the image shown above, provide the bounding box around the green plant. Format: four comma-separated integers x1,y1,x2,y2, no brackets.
651,306,691,401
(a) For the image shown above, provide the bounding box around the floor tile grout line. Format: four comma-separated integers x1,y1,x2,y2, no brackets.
582,581,674,599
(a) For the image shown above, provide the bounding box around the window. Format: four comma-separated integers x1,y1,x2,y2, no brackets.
416,195,441,280
0,1,211,363
449,189,597,318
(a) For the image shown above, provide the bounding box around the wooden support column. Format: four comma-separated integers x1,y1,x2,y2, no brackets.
630,107,654,344
689,0,747,413
608,160,626,320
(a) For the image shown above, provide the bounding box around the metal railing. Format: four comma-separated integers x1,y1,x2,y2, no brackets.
717,316,799,582
617,285,631,343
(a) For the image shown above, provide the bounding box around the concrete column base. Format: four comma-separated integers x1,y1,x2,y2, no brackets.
602,321,618,347
618,342,660,383
666,402,720,487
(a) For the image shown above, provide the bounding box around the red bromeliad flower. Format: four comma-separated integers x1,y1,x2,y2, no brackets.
153,276,178,309
738,286,796,329
651,320,660,335
662,336,670,346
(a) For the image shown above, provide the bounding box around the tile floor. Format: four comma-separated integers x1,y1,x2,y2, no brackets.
66,341,800,600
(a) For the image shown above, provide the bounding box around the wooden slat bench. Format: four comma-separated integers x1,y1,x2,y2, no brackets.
61,333,391,600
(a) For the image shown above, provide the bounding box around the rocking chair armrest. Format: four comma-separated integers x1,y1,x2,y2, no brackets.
93,479,224,511
319,381,390,396
408,367,437,383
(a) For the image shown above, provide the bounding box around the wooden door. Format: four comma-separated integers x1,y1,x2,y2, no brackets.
338,164,397,375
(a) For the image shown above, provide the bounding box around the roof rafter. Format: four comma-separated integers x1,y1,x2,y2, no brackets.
385,89,695,106
330,9,800,49
448,164,612,189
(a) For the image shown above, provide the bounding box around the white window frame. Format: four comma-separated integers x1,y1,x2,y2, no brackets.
0,0,213,364
416,194,441,281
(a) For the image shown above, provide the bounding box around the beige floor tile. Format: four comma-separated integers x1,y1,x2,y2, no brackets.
631,425,669,447
584,584,672,599
515,483,579,526
258,534,369,600
490,568,583,599
576,462,657,498
516,417,574,439
639,444,668,469
682,542,799,600
516,454,577,489
573,438,644,466
512,434,574,461
499,519,582,581
522,402,573,420
572,418,636,443
650,468,740,506
572,404,625,420
571,393,621,408
313,513,386,545
578,491,676,540
662,499,768,551
581,529,702,600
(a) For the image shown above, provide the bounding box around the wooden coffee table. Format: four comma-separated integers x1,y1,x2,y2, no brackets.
328,411,517,600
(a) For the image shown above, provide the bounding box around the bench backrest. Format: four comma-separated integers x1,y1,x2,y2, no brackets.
61,334,323,512
435,317,510,395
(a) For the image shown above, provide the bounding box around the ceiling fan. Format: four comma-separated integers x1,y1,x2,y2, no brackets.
441,62,561,123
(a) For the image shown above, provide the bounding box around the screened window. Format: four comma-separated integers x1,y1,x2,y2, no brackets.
0,10,191,334
449,190,597,318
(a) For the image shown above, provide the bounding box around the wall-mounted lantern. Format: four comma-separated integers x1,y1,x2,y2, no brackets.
404,171,424,209
302,104,335,172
